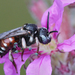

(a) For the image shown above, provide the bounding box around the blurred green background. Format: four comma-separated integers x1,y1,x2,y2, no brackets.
0,0,35,75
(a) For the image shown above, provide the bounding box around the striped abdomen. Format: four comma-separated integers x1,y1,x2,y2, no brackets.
0,37,17,57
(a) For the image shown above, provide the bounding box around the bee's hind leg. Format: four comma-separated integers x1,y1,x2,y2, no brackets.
9,50,18,73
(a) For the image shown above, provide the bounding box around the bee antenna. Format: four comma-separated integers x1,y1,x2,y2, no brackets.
47,12,50,31
49,31,58,34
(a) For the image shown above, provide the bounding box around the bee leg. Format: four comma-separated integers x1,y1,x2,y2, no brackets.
37,43,39,53
9,50,18,73
21,37,26,61
35,37,39,53
21,49,24,61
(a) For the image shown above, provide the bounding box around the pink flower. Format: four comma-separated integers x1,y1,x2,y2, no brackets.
28,0,72,42
0,49,35,75
28,0,48,21
41,0,63,32
26,55,52,75
27,0,48,26
41,0,75,32
1,0,75,75
58,34,75,52
26,0,75,75
55,61,70,74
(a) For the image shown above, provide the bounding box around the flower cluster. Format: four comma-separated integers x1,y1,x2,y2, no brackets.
0,0,75,75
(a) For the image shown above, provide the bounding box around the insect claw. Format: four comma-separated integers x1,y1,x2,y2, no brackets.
22,59,24,62
16,71,18,73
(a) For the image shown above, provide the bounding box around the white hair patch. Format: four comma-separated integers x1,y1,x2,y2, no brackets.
9,38,13,42
1,47,5,51
3,43,7,47
0,50,3,53
29,35,33,42
22,38,26,49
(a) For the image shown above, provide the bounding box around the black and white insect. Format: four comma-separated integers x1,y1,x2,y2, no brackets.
0,12,58,73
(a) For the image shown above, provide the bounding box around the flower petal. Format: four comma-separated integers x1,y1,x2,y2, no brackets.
41,0,63,31
41,0,75,38
26,55,52,75
61,0,75,7
0,53,8,63
58,34,75,52
3,53,31,75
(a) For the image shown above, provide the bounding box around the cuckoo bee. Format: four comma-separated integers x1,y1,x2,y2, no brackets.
0,12,58,73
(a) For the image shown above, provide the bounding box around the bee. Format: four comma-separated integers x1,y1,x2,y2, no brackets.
0,12,58,73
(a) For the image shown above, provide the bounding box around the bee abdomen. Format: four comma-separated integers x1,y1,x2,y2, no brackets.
0,47,7,57
0,37,16,57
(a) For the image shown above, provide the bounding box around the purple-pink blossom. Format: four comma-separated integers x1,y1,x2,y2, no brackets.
0,49,35,75
58,34,75,52
26,55,52,75
0,0,75,75
26,0,75,75
41,0,75,33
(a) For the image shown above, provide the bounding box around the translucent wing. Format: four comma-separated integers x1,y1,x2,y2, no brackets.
0,27,28,39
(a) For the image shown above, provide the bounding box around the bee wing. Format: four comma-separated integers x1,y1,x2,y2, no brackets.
0,27,28,39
